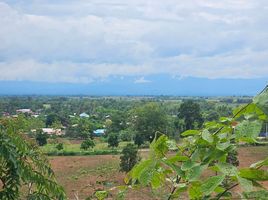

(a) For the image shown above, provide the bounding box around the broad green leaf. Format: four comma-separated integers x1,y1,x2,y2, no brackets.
250,157,268,169
187,165,207,182
150,171,164,189
189,182,202,199
181,130,200,137
216,141,231,151
150,135,169,158
220,117,232,123
243,190,268,200
181,160,198,171
237,176,253,192
200,175,225,196
131,159,154,179
253,86,268,116
201,129,213,144
161,159,185,178
216,162,237,176
166,155,189,163
235,120,262,140
239,168,268,181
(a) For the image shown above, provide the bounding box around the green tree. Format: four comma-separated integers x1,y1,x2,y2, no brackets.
108,133,119,148
35,130,48,146
178,100,203,131
120,144,139,172
0,128,65,199
80,139,95,150
132,103,168,143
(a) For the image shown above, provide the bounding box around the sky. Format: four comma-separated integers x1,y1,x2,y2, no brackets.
0,0,267,95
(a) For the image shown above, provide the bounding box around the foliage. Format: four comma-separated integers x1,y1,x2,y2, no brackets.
80,139,95,150
35,130,48,146
108,133,119,148
0,128,66,199
178,100,204,131
132,103,168,143
120,144,139,172
56,142,64,151
127,86,268,199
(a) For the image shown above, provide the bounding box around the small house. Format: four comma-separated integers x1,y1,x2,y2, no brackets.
93,129,106,136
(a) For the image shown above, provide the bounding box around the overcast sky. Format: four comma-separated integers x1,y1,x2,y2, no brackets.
0,0,268,83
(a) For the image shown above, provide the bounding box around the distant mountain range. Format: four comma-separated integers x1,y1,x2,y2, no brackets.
0,75,267,96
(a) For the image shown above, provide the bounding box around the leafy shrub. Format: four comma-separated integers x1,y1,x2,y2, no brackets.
0,129,65,199
56,142,64,151
35,131,48,146
80,139,95,150
108,133,119,148
120,144,139,172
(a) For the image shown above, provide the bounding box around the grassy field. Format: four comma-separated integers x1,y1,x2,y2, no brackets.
41,139,133,155
49,145,268,200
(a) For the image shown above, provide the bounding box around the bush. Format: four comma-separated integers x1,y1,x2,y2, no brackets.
80,139,95,150
134,133,144,147
56,143,64,151
120,144,139,172
120,131,132,142
36,132,48,146
108,133,119,148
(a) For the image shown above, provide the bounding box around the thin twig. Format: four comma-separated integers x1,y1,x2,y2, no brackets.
216,183,238,200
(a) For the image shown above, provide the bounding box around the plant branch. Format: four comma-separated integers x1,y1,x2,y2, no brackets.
167,176,181,200
216,183,238,200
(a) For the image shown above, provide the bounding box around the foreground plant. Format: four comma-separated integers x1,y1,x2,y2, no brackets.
0,126,66,199
125,86,268,199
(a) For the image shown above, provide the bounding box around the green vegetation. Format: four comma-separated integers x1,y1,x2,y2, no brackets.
80,139,95,150
108,133,119,148
0,128,65,199
120,144,139,172
36,131,48,146
126,86,268,199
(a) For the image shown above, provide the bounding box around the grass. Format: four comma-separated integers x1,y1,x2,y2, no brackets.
40,139,133,156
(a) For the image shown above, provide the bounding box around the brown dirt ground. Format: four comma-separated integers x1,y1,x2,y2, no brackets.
49,146,268,200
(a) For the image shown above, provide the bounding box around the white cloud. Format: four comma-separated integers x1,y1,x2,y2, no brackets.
0,0,267,82
134,77,151,84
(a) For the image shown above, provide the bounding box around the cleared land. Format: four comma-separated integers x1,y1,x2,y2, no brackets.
49,146,268,200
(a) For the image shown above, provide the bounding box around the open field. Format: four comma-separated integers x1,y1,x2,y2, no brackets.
49,146,268,200
41,139,135,156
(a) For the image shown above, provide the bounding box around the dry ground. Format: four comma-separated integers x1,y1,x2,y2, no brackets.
49,146,268,200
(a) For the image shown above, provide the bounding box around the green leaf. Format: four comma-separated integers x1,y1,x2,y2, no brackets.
216,162,237,176
216,141,231,151
239,168,268,181
201,129,213,144
131,159,154,179
181,160,198,171
253,86,268,116
150,171,164,189
243,190,268,200
150,135,169,158
166,155,189,163
250,157,268,169
235,120,262,141
200,175,225,196
237,176,253,192
187,165,207,182
181,130,200,137
189,182,202,199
